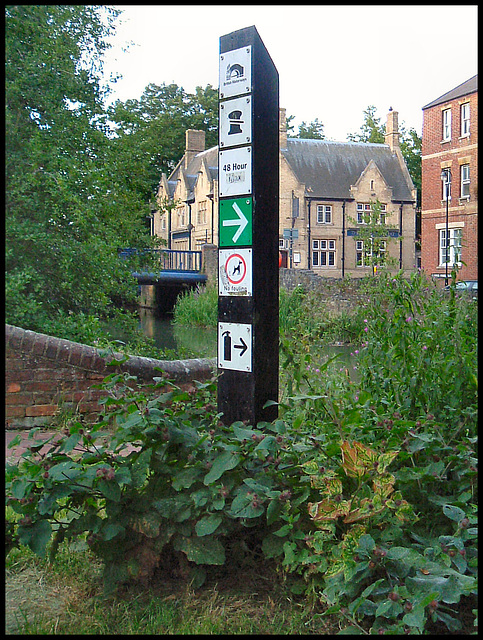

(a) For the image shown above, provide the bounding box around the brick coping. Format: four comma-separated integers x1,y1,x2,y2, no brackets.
5,324,217,384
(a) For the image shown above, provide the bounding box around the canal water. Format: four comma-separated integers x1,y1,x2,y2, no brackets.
138,308,356,370
139,309,217,358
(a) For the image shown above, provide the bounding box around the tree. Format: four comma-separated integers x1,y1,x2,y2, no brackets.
347,105,422,206
297,117,325,140
107,82,219,197
348,200,399,274
347,105,385,143
399,124,422,208
5,5,152,338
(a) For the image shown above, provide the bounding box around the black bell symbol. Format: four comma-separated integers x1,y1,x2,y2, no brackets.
228,110,243,135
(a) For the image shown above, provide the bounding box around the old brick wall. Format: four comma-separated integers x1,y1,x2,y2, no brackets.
5,324,216,430
421,89,478,283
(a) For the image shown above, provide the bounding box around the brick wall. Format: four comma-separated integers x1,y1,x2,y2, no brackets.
5,325,216,430
421,89,478,282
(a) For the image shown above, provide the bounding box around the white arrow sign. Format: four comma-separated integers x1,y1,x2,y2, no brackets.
222,202,249,243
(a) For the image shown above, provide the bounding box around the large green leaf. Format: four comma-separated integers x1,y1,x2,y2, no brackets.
18,519,52,558
131,449,151,488
174,535,225,565
195,514,223,537
98,478,121,502
172,466,203,491
203,451,241,485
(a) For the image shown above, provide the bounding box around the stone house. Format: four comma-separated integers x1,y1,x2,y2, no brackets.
153,108,417,277
421,75,478,284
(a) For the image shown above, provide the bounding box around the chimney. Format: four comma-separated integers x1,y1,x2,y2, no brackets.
279,107,287,149
385,108,399,152
185,129,205,168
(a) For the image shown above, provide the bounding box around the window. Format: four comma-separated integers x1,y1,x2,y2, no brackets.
379,204,386,225
460,103,470,136
356,239,386,267
279,238,288,249
317,204,332,224
177,207,185,227
442,171,452,201
442,108,451,141
357,202,387,224
440,228,462,266
312,239,336,267
197,200,207,225
357,203,371,224
460,164,470,198
161,216,166,231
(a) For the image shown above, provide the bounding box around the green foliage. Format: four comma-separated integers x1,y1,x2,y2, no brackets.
347,105,421,204
5,6,219,349
296,118,325,140
107,82,218,197
173,283,219,328
5,5,154,337
347,105,385,144
347,199,400,272
5,260,477,633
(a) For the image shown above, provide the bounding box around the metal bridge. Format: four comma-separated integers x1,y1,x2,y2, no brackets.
118,248,207,286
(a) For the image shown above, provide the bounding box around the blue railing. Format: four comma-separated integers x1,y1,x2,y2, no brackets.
118,248,203,273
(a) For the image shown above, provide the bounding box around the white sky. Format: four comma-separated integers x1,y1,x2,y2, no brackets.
101,4,478,141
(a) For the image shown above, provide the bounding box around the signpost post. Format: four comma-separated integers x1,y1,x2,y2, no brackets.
217,26,279,426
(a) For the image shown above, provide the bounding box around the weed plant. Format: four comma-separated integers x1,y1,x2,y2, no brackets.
173,282,218,328
6,271,477,634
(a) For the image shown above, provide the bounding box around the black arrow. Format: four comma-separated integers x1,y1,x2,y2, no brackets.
234,337,248,357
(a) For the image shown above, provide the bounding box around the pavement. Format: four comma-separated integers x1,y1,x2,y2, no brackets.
5,429,58,465
5,429,140,465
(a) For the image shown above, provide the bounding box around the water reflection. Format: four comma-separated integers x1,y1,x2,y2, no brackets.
138,309,357,371
139,308,217,358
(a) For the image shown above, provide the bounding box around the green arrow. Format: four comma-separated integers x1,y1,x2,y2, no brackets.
223,202,249,243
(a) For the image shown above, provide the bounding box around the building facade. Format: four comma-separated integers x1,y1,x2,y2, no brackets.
421,75,478,284
154,109,417,278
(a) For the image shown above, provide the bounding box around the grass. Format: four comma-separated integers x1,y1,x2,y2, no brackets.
5,541,338,635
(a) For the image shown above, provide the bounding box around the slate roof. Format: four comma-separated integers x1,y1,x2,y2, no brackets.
281,139,414,202
422,74,478,110
167,146,218,199
166,138,414,203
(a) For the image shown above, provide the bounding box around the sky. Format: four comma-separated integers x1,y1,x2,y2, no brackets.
101,5,478,141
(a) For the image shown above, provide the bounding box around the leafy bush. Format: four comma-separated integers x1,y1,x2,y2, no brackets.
6,271,478,633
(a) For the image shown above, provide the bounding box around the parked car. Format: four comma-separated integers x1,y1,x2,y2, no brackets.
445,280,478,293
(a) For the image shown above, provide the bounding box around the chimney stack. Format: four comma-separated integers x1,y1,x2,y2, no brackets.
279,107,287,149
385,108,399,152
185,129,205,168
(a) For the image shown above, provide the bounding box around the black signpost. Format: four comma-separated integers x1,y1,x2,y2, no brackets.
217,26,279,426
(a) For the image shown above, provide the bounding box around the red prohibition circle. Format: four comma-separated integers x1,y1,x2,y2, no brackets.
225,253,246,284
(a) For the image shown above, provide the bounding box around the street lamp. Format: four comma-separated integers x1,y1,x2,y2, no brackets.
440,168,452,287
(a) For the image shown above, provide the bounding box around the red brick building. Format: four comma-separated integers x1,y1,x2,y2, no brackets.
421,75,478,285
